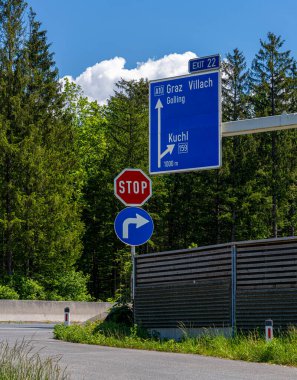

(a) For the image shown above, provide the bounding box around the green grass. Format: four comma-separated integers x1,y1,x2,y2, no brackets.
0,339,69,380
54,322,297,367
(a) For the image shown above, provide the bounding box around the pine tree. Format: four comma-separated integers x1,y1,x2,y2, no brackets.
23,9,84,281
105,78,149,169
63,80,111,299
222,49,249,241
221,49,265,241
250,32,295,237
0,1,86,299
289,61,297,113
0,0,27,276
282,60,297,235
222,49,250,121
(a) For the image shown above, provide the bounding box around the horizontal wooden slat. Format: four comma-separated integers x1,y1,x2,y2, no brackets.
237,278,297,285
136,296,230,303
137,256,231,271
137,271,231,285
237,256,297,268
136,250,230,266
237,266,297,275
135,309,229,317
137,265,231,279
136,245,232,260
237,241,297,253
137,263,230,274
237,247,297,259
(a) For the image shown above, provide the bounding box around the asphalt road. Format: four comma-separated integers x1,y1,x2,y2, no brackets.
1,324,297,380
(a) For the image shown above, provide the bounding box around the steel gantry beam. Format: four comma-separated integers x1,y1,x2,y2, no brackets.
222,113,297,137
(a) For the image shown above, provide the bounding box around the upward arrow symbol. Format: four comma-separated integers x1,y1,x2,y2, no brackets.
155,99,175,168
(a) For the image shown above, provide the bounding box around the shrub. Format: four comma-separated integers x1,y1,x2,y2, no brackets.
45,270,92,301
0,285,19,300
17,278,47,300
104,303,133,326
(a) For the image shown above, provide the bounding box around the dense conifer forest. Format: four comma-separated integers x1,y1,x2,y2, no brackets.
0,1,296,301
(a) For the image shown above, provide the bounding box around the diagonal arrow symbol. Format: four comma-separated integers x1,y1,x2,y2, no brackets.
122,213,149,239
160,144,175,160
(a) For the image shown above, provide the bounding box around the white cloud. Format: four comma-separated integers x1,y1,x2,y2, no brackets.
63,52,197,104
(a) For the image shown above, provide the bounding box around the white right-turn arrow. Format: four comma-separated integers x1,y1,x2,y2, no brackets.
122,214,150,239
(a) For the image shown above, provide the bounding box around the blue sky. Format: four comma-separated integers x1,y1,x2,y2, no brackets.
26,0,297,103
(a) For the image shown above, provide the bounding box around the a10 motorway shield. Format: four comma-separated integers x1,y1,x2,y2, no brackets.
149,71,221,174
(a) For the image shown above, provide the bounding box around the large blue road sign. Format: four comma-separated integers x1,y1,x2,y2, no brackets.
114,207,154,246
149,71,221,174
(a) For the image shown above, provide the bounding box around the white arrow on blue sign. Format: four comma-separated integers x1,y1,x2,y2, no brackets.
114,207,154,246
149,70,221,174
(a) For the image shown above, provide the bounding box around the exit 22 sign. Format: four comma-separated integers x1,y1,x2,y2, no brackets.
188,54,220,73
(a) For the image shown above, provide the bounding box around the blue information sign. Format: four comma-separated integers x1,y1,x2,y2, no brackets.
188,54,220,73
114,207,154,246
149,71,221,174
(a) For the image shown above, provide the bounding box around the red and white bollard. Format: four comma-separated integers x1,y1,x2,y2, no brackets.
64,307,70,326
265,319,273,341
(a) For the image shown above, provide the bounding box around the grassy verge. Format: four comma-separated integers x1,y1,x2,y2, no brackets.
0,339,69,380
54,322,297,367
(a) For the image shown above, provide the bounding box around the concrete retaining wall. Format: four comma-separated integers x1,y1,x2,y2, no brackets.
0,300,113,323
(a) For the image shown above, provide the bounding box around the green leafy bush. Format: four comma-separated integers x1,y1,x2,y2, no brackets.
1,270,92,301
45,270,92,301
16,278,47,300
2,275,46,300
104,303,133,326
0,285,19,299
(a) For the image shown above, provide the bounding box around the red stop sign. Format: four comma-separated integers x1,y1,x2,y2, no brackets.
114,168,152,206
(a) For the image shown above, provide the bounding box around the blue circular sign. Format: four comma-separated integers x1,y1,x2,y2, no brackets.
114,207,154,246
